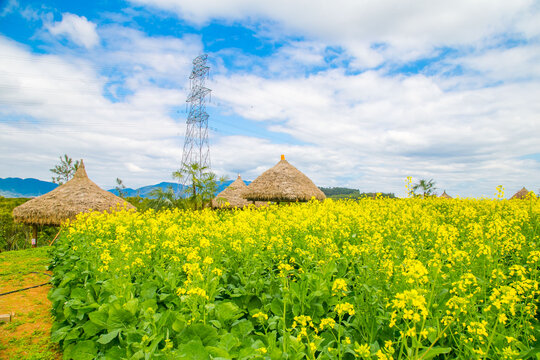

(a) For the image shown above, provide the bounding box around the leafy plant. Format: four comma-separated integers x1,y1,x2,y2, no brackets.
412,178,437,197
172,162,227,210
50,155,80,185
48,197,540,359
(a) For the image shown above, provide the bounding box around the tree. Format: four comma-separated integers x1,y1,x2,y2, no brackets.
115,178,127,198
173,163,227,210
147,186,184,211
50,155,80,185
412,179,437,198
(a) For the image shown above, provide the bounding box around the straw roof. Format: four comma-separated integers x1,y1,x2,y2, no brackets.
439,191,452,199
13,160,135,225
510,187,530,200
212,175,251,208
243,155,326,202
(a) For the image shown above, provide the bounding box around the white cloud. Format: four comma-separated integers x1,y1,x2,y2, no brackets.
46,13,100,49
0,30,202,189
129,0,540,67
209,47,540,197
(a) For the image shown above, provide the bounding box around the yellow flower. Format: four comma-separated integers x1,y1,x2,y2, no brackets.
354,343,370,358
335,302,355,316
319,317,336,330
252,312,268,321
332,278,348,296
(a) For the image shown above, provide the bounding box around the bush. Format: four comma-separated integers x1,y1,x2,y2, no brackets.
0,197,57,251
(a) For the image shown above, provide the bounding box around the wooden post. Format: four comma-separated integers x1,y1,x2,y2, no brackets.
32,225,37,248
49,229,61,246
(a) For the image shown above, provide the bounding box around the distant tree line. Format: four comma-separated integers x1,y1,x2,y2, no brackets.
319,187,395,199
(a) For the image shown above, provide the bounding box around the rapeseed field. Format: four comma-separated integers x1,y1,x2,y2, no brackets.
49,197,539,359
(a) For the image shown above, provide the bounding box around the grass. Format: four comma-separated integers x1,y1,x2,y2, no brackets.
0,247,61,360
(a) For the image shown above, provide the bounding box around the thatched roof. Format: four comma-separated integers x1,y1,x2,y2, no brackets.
212,175,251,208
243,155,326,202
510,187,530,200
13,160,135,225
439,191,452,199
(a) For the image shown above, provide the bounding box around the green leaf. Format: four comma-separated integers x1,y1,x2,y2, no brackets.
206,346,230,358
172,314,186,332
88,309,108,328
219,333,240,352
231,319,254,338
191,324,219,346
124,298,139,316
70,340,97,360
416,347,452,360
82,321,102,337
175,340,210,360
64,327,81,341
97,329,120,344
270,298,283,316
50,325,71,343
107,307,134,330
215,301,243,323
104,346,127,360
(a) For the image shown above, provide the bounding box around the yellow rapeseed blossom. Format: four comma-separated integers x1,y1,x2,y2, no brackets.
332,278,348,296
335,302,355,317
57,193,540,359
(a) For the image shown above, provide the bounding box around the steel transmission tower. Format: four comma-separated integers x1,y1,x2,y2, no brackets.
179,54,211,187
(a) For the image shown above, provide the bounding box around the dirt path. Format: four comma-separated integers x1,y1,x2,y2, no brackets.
0,248,61,360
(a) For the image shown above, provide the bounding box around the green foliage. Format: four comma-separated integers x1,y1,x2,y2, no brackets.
50,154,80,185
319,187,359,197
319,187,396,199
0,197,57,251
412,178,437,197
330,192,396,200
173,162,227,210
147,186,186,211
48,198,540,359
124,196,153,212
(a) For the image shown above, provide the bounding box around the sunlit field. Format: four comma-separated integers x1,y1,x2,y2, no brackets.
49,197,539,359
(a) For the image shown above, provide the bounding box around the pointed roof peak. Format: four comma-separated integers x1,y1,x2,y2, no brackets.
73,159,88,180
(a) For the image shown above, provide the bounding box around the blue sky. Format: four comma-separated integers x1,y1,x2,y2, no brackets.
1,0,539,197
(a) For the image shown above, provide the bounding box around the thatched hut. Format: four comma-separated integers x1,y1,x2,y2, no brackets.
13,160,135,235
510,187,530,200
439,191,452,199
212,175,252,208
243,155,326,202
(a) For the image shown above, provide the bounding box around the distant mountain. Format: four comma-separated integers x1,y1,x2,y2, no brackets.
0,177,245,199
0,178,58,198
108,180,243,198
109,182,185,198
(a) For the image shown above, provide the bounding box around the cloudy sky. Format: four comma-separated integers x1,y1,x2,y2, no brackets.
1,0,539,197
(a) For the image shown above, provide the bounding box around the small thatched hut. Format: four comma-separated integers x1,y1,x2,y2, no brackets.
212,175,252,208
439,191,452,199
243,155,326,202
13,160,135,227
510,187,530,200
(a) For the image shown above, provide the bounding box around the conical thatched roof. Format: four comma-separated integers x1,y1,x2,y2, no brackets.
212,175,251,208
243,155,326,202
439,190,452,199
13,160,135,225
510,187,530,200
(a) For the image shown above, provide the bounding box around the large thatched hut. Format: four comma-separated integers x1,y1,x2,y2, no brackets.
439,191,452,199
510,187,530,200
212,175,252,209
243,155,326,202
13,160,135,229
